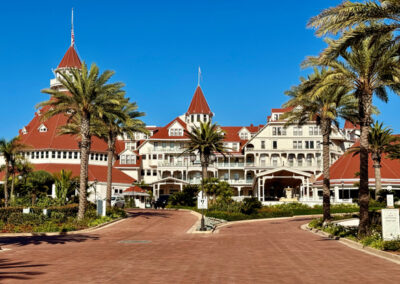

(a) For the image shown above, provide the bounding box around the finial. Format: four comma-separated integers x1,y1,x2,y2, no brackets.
71,8,75,47
198,66,201,86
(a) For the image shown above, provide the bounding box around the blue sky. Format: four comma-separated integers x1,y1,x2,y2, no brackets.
1,0,400,139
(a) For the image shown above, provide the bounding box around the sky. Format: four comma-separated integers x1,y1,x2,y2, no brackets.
1,0,400,139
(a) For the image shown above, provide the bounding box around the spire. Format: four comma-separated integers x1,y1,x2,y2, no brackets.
198,66,201,86
57,9,81,69
186,86,212,115
71,8,75,47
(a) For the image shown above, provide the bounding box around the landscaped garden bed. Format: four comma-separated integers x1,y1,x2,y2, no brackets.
0,204,126,233
308,216,400,252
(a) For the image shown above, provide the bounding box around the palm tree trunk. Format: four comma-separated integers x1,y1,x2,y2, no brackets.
3,161,9,208
372,156,382,201
358,90,372,237
10,173,15,204
106,135,115,208
321,119,331,222
78,116,91,220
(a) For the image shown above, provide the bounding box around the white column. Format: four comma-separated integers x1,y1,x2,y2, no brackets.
334,186,339,203
51,183,56,198
179,183,183,192
313,187,318,201
257,178,261,201
300,185,304,200
306,178,310,201
238,187,242,197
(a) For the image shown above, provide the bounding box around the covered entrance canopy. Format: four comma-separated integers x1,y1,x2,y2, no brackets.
254,167,313,202
151,177,188,200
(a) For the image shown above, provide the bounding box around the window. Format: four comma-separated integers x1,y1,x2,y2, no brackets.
261,141,265,149
41,152,44,159
63,152,67,159
197,114,200,122
69,152,73,159
45,151,49,158
298,156,303,166
52,151,56,159
223,173,229,180
57,151,61,159
240,132,248,140
121,155,136,164
147,170,151,176
309,126,320,136
305,141,315,149
203,115,207,121
272,141,277,149
191,115,194,123
154,142,158,149
153,170,157,176
170,142,175,148
169,128,183,136
162,142,167,148
38,124,47,132
272,127,286,136
153,154,157,160
141,169,145,176
273,114,279,121
293,127,303,136
293,141,302,149
233,173,239,180
142,155,146,160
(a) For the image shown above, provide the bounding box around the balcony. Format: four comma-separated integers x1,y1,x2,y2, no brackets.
153,147,185,153
216,162,244,168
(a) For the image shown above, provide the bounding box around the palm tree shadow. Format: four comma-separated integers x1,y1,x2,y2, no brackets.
0,259,47,281
0,234,99,247
127,211,171,219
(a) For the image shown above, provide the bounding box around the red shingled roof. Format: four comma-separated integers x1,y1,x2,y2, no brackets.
186,86,212,115
58,46,82,69
0,163,135,184
271,107,294,113
316,141,400,186
150,117,189,140
124,186,147,194
344,120,360,130
19,106,108,152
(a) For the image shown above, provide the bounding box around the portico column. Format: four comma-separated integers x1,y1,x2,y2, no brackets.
257,178,261,201
306,178,310,201
313,187,318,201
238,187,242,197
179,183,183,192
334,186,339,203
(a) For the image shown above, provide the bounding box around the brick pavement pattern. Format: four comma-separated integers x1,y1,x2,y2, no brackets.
1,210,400,283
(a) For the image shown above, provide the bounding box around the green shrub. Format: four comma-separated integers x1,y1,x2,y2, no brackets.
309,218,324,229
382,240,400,251
208,199,242,213
106,207,127,218
241,198,262,215
205,211,250,221
169,185,198,207
50,211,66,222
7,213,44,226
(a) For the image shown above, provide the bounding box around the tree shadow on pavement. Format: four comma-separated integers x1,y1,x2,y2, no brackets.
127,211,171,219
0,234,99,247
0,258,47,281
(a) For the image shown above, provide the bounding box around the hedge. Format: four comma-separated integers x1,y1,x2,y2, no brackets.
0,204,79,222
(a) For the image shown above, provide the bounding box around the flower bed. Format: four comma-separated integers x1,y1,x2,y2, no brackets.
0,205,126,233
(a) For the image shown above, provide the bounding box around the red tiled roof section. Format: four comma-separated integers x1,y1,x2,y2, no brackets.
19,106,108,152
316,141,400,184
124,186,147,194
344,120,360,130
0,163,135,184
150,117,189,140
271,107,294,113
186,86,212,115
58,46,82,69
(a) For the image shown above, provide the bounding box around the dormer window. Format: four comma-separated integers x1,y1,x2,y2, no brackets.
240,132,248,140
169,128,183,136
120,154,136,165
38,124,48,133
273,114,279,121
22,127,28,135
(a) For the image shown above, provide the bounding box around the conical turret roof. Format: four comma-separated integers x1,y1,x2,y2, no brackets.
57,45,81,69
186,86,212,115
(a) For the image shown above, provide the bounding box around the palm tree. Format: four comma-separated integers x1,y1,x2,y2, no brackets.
53,169,79,205
38,62,125,220
308,0,400,59
304,34,400,236
99,98,148,208
349,122,400,200
282,68,358,222
0,137,27,207
184,122,227,182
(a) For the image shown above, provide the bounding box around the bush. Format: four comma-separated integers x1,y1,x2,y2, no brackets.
240,198,262,215
382,240,400,251
169,185,198,207
107,207,127,218
7,213,44,226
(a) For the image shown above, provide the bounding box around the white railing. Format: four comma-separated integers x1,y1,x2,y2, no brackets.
153,147,184,153
217,162,244,168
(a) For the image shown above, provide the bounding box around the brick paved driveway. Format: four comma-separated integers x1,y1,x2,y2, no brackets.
1,209,400,283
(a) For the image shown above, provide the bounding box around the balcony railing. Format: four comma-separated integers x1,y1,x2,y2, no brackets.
217,162,244,168
153,147,185,153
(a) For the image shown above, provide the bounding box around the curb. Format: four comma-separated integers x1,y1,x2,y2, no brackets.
301,223,400,265
0,218,125,238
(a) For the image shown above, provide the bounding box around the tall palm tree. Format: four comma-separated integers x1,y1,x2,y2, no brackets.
304,34,400,236
283,68,358,222
0,137,27,207
38,62,125,220
184,122,227,182
308,0,400,59
349,121,400,200
99,98,148,208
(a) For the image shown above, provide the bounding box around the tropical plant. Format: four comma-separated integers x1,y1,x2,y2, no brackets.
25,170,54,206
308,0,400,60
0,137,28,207
203,177,233,203
183,122,227,184
98,98,147,208
282,68,358,222
349,122,400,199
303,33,400,236
38,62,125,220
53,169,79,205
